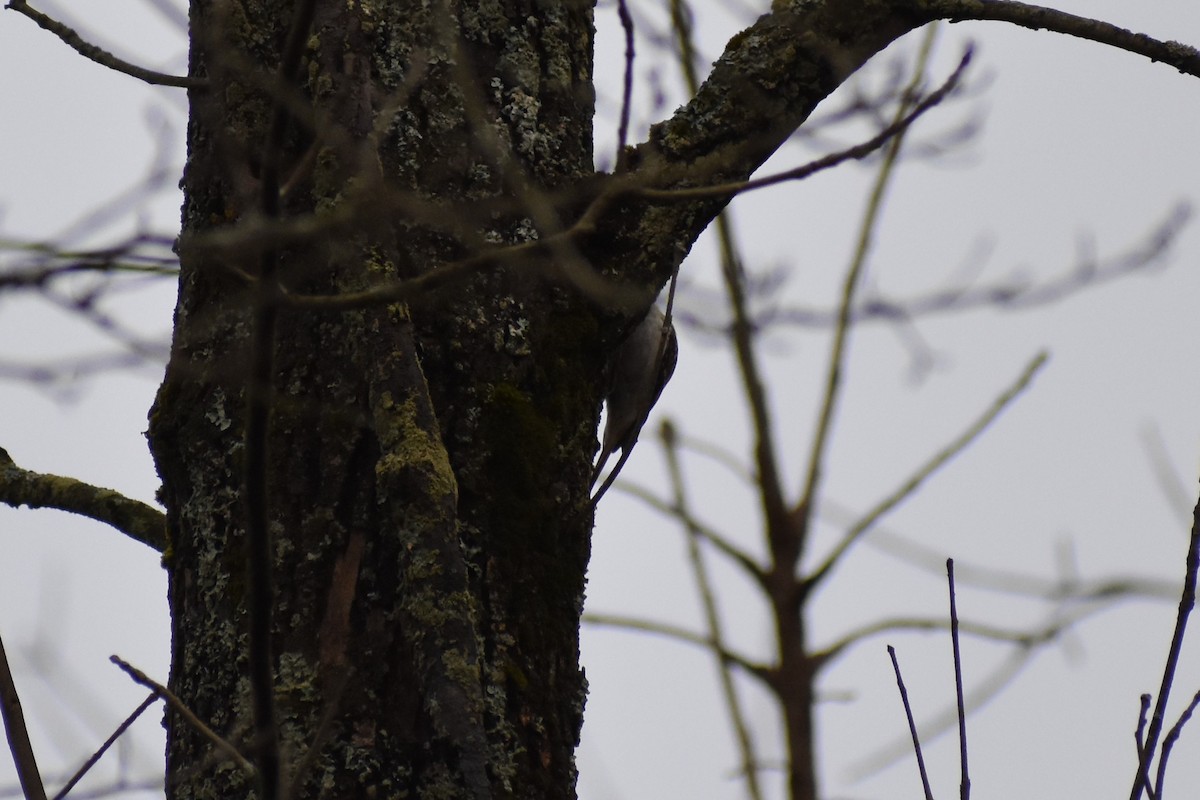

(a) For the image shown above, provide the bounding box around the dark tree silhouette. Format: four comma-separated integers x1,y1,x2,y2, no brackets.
1,2,1198,800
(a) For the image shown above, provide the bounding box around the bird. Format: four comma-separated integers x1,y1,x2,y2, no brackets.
591,304,678,504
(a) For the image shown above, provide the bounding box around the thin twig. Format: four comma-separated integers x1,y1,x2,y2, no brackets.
615,481,766,587
1140,424,1196,522
806,351,1048,589
675,431,755,485
815,595,1117,669
851,557,1158,778
796,27,942,523
670,0,788,530
845,511,1178,603
0,260,178,291
52,693,158,800
1129,488,1200,800
5,0,201,88
0,630,47,800
1,232,179,282
947,560,970,800
614,0,636,168
854,643,1034,779
1132,690,1161,800
0,351,162,385
242,2,321,797
764,203,1190,331
1135,694,1151,753
669,0,791,559
198,59,970,314
920,0,1200,79
238,51,977,317
582,614,771,685
635,47,973,204
40,285,171,366
661,420,763,800
668,0,700,93
663,0,787,604
1154,688,1200,797
110,656,255,776
888,645,935,800
1133,694,1155,800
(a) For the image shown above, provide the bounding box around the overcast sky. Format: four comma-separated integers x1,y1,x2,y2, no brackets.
2,2,1199,799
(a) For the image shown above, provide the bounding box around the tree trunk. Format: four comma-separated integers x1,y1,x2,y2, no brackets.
146,1,917,797
150,2,601,797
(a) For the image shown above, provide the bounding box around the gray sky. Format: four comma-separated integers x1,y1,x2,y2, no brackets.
2,2,1199,799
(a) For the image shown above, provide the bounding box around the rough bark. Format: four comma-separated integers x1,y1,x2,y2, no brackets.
146,1,924,798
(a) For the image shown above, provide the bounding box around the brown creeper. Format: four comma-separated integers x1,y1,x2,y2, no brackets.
591,304,678,503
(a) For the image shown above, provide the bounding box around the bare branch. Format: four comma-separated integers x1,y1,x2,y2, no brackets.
614,0,636,167
241,2,323,796
763,203,1191,329
52,693,158,800
661,418,763,800
849,518,1178,603
0,630,47,800
0,351,163,386
637,47,973,204
1129,488,1200,800
1141,424,1196,523
1133,694,1155,800
887,645,934,800
615,481,766,589
947,560,970,800
200,50,977,318
5,0,202,88
815,603,1102,668
852,642,1042,779
797,30,944,528
582,613,771,687
674,430,755,485
1136,693,1151,753
805,351,1047,590
1155,688,1200,797
915,0,1200,79
0,257,177,291
0,447,167,551
110,656,255,777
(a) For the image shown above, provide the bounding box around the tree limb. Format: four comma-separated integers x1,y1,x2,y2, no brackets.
0,630,46,800
661,416,763,800
583,613,772,687
5,0,203,88
910,0,1200,78
110,656,254,777
804,351,1047,592
0,447,167,552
